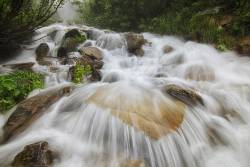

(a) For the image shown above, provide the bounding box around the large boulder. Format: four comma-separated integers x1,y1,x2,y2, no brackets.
86,83,186,140
163,84,204,106
12,141,54,167
236,36,250,56
57,29,87,58
124,32,147,56
2,85,74,143
78,46,103,60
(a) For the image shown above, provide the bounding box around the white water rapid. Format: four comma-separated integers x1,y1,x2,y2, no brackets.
1,23,250,167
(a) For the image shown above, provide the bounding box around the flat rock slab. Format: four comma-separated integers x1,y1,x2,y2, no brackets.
2,85,74,143
2,62,35,71
86,83,186,140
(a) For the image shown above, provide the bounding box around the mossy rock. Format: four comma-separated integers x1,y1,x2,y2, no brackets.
57,29,87,58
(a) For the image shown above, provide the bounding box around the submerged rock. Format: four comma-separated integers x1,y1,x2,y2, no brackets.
163,84,204,106
12,141,54,167
2,85,74,143
124,32,147,56
163,45,174,54
86,83,186,140
120,160,145,167
2,62,35,71
184,64,215,81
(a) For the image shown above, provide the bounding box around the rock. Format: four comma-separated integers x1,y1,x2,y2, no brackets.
163,84,204,106
89,69,102,82
79,46,103,60
68,64,101,83
86,83,186,140
36,43,50,58
57,47,67,58
124,32,147,56
57,29,87,58
184,64,215,81
72,56,104,70
12,141,54,167
237,36,250,56
2,62,35,71
163,45,174,54
35,43,54,66
2,85,74,143
120,160,144,167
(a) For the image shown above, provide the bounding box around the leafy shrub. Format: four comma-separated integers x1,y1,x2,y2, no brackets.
72,64,92,84
189,14,222,43
0,71,44,112
78,0,249,51
0,0,64,53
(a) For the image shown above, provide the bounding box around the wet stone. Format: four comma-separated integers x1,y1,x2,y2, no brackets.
12,141,54,167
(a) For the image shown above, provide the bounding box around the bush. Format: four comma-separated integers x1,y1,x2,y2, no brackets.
0,0,65,54
78,0,249,50
0,71,44,112
72,64,92,84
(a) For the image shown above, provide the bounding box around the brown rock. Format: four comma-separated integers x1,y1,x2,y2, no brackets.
36,43,50,58
163,45,174,54
120,160,144,167
12,141,54,167
2,86,74,143
124,32,147,56
184,64,215,81
89,69,102,82
35,43,56,66
2,62,35,71
79,46,103,60
163,84,204,106
86,84,186,140
237,36,250,56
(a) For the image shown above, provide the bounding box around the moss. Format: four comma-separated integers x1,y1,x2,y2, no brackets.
72,64,92,84
0,71,44,112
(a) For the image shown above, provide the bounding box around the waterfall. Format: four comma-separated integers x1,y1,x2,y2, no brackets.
1,23,250,167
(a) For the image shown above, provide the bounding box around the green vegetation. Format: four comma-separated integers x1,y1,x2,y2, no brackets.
0,0,64,56
0,71,44,112
72,64,92,84
75,35,87,44
79,0,250,50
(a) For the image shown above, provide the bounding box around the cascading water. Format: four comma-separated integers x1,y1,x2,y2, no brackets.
1,23,250,167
